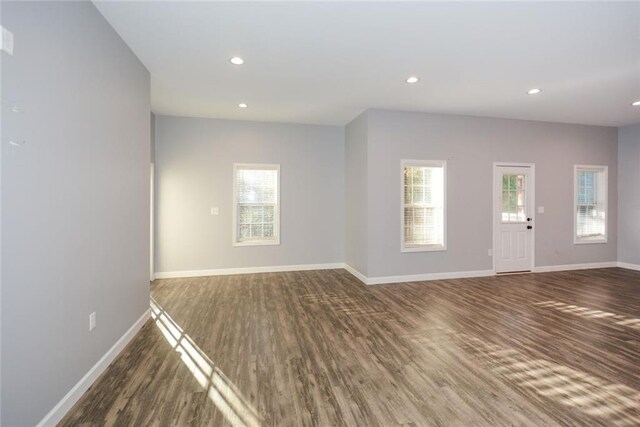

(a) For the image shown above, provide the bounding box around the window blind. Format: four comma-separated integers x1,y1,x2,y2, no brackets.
575,166,606,242
403,163,445,249
235,166,279,243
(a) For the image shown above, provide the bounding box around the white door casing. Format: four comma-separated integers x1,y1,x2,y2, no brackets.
493,164,535,273
150,163,155,281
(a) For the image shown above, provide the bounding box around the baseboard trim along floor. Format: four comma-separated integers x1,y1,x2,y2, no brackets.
37,309,151,427
155,261,629,285
154,263,345,279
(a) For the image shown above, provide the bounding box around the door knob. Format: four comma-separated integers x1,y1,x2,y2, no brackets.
527,218,532,222
527,225,533,230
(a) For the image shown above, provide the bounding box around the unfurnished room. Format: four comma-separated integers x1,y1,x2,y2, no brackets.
1,0,640,426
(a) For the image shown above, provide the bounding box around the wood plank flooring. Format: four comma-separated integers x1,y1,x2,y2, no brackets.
61,267,640,426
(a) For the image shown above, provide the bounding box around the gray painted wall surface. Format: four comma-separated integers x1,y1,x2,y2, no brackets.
618,123,640,265
1,2,150,425
362,109,618,277
345,112,369,275
155,115,344,273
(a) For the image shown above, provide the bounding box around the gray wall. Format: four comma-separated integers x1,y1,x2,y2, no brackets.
1,2,150,425
618,123,640,265
155,115,344,273
354,109,618,277
345,112,369,275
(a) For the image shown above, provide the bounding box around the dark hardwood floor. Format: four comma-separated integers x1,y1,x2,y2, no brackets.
61,267,640,426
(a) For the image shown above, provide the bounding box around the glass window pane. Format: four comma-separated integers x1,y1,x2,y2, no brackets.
501,191,509,219
251,206,263,223
403,164,445,247
501,174,527,223
235,166,279,243
250,224,262,238
264,206,274,223
412,168,422,185
575,168,606,240
413,186,423,204
239,206,250,224
404,168,412,186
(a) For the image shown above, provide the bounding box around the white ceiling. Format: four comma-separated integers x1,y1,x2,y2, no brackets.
94,1,640,127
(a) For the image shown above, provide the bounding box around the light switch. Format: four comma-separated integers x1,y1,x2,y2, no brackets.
210,207,219,215
537,206,544,214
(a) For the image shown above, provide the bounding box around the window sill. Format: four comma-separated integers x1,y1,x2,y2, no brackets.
402,245,447,253
574,238,607,245
233,239,280,247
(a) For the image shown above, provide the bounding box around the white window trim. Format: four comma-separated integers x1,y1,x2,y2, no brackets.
400,159,447,253
574,164,607,245
232,163,281,247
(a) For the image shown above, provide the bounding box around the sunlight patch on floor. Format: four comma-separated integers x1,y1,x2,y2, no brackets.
451,330,640,426
534,300,640,330
151,298,261,427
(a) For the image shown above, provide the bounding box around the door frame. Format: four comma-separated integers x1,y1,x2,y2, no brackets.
150,163,155,282
492,162,536,274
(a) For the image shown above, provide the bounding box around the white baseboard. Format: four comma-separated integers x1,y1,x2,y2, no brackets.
344,261,632,285
37,309,151,427
367,269,495,285
618,262,640,271
532,261,618,273
343,264,368,284
155,262,346,279
157,259,637,283
344,264,494,285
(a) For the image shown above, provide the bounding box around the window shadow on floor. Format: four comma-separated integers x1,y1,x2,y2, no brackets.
150,297,261,427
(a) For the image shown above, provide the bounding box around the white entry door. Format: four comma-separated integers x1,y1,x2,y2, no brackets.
494,165,534,273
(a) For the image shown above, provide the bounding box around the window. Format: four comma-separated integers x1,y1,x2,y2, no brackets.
574,165,607,244
401,160,446,252
501,174,527,223
233,164,280,246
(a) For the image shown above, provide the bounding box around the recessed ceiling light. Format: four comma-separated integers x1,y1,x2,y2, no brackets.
632,100,640,106
229,57,244,65
406,76,419,84
238,103,248,108
527,88,542,95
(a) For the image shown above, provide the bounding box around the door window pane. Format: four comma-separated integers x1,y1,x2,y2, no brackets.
501,174,526,222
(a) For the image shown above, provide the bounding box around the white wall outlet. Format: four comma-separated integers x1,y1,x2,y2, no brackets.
537,206,545,214
488,249,493,257
210,207,219,215
89,312,97,331
1,26,14,56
